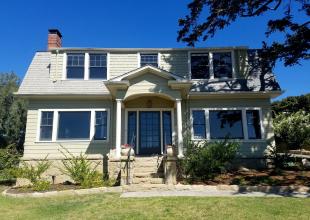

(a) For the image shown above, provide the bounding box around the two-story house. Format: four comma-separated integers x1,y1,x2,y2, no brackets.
16,29,282,184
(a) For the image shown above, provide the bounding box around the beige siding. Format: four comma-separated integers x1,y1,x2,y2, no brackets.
160,51,188,78
187,97,273,158
50,52,64,80
109,52,138,78
23,99,113,160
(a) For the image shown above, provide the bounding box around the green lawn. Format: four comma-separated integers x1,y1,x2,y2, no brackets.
0,188,309,220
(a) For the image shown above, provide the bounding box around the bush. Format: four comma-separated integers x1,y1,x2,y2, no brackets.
180,140,239,181
59,145,112,188
273,111,310,150
13,155,52,191
0,144,20,181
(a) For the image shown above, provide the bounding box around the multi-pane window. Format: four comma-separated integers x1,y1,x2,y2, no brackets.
66,53,85,79
57,111,91,140
40,111,54,141
89,54,107,79
213,52,232,78
209,110,243,139
140,54,158,67
192,110,206,139
94,111,108,140
246,110,262,139
191,53,210,79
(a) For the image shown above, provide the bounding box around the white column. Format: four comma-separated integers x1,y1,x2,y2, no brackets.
176,99,184,158
115,99,122,159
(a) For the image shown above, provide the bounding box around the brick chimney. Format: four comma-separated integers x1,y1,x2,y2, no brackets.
47,29,62,50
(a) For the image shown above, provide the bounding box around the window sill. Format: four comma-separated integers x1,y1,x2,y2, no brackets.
191,138,266,143
35,139,109,143
191,78,235,82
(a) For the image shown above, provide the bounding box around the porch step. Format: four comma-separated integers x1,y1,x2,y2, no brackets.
132,156,165,185
134,172,164,178
132,177,165,184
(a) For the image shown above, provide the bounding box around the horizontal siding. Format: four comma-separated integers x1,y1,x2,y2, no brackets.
160,51,188,78
187,98,273,158
23,99,113,159
109,52,138,78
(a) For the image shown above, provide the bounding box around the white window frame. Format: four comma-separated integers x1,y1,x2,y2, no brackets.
190,107,264,142
124,108,175,155
188,50,236,80
138,52,160,68
36,108,110,143
62,52,109,80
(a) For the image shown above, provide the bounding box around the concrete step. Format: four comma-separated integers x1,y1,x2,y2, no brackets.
134,172,164,178
132,177,165,184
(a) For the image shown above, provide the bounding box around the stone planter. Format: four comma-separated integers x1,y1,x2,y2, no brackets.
121,147,135,157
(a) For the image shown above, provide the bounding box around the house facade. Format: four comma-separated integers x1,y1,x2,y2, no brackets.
16,30,282,184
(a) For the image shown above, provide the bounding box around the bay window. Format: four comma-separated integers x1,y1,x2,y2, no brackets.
39,111,54,141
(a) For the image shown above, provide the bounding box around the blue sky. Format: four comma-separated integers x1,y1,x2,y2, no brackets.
0,0,308,101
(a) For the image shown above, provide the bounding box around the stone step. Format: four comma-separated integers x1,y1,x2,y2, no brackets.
134,167,164,173
134,162,163,168
134,172,164,178
132,177,165,184
135,157,164,162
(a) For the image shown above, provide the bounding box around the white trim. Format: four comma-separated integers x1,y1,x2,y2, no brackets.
36,108,110,143
137,52,140,68
62,53,67,80
158,52,161,68
124,108,174,155
190,107,264,141
84,53,89,80
209,52,214,79
106,52,110,80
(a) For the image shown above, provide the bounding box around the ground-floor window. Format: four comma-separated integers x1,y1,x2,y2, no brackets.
191,108,263,140
37,109,109,142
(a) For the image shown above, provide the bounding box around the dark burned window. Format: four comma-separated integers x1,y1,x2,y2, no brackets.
213,52,232,78
66,53,85,79
140,54,158,67
209,110,243,139
191,53,210,79
89,54,107,79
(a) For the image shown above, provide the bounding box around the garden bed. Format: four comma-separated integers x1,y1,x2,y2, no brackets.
182,169,310,186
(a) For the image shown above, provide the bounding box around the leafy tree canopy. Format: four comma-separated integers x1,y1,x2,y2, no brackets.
272,93,310,115
0,72,27,151
178,0,309,67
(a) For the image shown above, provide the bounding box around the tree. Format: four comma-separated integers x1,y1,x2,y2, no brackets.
0,72,27,151
178,0,309,67
272,93,310,115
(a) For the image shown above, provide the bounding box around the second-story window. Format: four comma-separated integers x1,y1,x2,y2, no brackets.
191,53,210,79
66,53,85,79
140,54,158,67
89,54,107,79
213,52,233,78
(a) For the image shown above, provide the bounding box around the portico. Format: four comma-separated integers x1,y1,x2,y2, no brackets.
104,65,192,159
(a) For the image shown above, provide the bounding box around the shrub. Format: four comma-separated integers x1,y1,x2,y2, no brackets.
273,111,310,150
0,144,20,181
59,145,109,188
181,139,239,181
13,155,52,191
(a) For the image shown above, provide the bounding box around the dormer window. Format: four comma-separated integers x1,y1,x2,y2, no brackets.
89,54,107,79
140,54,158,67
190,51,233,79
66,53,85,79
213,52,232,78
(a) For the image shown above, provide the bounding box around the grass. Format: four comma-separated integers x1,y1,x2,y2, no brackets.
0,187,309,220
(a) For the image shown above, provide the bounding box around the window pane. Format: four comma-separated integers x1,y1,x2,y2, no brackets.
191,54,210,79
213,52,232,78
140,54,158,67
163,111,172,146
94,111,107,140
127,111,137,148
209,110,243,139
67,67,84,79
40,111,53,141
58,111,90,139
89,67,107,79
192,110,206,139
246,110,262,139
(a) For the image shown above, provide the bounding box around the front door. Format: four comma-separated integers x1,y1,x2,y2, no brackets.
139,111,161,155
